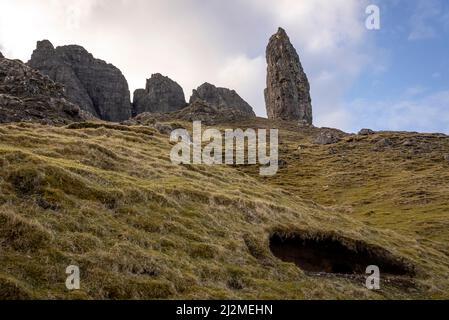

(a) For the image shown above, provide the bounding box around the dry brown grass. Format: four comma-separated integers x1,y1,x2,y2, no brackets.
0,120,448,299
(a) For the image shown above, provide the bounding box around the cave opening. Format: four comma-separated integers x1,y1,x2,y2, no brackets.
269,232,414,276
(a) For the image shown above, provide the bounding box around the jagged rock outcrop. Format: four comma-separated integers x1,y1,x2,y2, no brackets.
0,51,4,59
132,73,187,116
129,100,254,126
0,57,86,124
28,40,131,122
190,82,256,117
265,28,312,124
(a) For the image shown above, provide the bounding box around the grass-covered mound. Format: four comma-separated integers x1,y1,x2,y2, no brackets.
0,121,448,299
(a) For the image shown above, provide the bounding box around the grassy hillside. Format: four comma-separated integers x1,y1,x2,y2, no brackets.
0,120,448,299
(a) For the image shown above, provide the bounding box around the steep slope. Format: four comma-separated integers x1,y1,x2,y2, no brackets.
230,119,449,256
0,120,448,299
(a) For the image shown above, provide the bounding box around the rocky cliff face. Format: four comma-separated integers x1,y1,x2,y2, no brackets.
189,82,256,117
28,40,131,122
132,73,186,116
131,100,254,126
0,56,86,124
265,28,312,124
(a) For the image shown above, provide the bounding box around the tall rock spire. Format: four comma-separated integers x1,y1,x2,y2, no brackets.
264,27,313,124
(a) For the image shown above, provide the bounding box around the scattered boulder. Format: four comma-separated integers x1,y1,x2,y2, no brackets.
154,122,174,135
278,159,288,168
28,40,131,122
0,57,86,124
402,139,415,147
133,73,187,116
358,129,375,136
376,138,393,147
314,130,341,145
444,154,449,162
373,138,394,151
189,82,255,117
265,28,312,124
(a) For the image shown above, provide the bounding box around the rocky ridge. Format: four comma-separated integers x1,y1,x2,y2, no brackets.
28,40,131,122
0,56,86,124
130,99,255,126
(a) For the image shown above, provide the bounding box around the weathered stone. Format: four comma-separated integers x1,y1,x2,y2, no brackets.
443,154,449,162
265,28,312,124
154,122,174,135
377,138,393,147
314,130,341,145
132,73,187,116
402,139,415,147
28,40,131,122
0,57,86,124
0,51,4,59
189,82,255,117
358,129,375,136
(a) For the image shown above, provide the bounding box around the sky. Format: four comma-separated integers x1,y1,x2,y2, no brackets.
0,0,448,133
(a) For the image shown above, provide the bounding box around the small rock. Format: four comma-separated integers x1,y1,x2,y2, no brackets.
402,139,415,147
376,138,393,147
444,154,449,162
314,131,341,145
358,128,375,136
154,123,174,135
278,159,288,168
298,120,313,128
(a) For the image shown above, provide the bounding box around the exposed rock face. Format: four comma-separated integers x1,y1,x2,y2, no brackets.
132,73,187,116
189,82,256,117
0,51,4,59
0,57,86,124
131,100,254,126
265,28,312,124
28,40,131,122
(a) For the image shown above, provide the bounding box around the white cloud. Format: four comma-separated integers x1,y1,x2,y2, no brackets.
217,55,266,115
408,0,442,40
404,86,428,97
